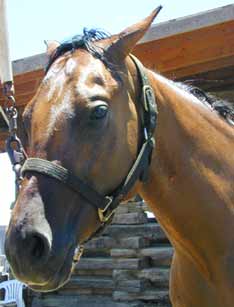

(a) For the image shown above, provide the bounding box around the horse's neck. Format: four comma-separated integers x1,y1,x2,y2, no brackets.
139,71,234,276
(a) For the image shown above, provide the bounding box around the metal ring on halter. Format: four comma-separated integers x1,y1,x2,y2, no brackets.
6,95,16,106
6,135,27,166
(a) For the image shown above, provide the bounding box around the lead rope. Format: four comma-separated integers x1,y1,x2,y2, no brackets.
3,81,27,202
0,0,27,203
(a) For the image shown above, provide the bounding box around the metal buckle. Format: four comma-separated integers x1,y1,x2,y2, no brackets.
142,85,153,111
98,196,115,223
72,245,84,264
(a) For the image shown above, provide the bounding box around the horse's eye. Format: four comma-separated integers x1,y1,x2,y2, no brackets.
90,105,108,120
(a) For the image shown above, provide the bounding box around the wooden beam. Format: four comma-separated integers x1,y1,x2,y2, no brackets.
0,69,44,107
177,64,234,92
133,21,234,79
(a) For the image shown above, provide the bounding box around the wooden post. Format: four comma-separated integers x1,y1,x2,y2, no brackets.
0,0,14,94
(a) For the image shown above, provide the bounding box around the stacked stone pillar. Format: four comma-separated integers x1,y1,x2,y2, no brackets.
30,200,173,307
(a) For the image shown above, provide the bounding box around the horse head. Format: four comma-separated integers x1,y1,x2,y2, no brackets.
5,8,161,291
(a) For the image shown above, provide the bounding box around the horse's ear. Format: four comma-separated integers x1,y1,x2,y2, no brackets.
106,6,162,59
44,40,60,58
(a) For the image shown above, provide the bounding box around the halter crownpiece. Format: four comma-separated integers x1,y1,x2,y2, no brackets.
20,54,158,240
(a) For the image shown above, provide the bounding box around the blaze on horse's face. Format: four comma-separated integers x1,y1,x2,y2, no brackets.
5,9,160,291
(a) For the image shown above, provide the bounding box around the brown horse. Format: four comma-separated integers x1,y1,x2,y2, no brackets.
4,7,234,307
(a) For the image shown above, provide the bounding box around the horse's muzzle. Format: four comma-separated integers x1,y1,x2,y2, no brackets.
4,185,76,291
5,224,75,291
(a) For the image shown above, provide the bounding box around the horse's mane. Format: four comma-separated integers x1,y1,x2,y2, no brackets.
177,82,234,125
45,29,234,126
45,28,111,73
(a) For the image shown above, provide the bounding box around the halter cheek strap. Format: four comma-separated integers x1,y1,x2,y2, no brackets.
21,55,158,239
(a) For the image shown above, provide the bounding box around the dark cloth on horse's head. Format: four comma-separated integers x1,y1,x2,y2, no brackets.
45,28,110,73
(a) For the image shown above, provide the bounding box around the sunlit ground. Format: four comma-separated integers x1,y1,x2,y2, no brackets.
0,153,15,226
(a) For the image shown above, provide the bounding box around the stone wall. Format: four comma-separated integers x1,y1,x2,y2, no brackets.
30,200,173,307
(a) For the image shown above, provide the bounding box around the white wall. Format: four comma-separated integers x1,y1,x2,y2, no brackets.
0,153,15,226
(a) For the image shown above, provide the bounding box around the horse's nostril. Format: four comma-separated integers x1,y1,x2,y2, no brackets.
30,235,45,259
25,233,51,263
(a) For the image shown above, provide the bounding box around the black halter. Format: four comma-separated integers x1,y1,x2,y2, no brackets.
21,55,158,239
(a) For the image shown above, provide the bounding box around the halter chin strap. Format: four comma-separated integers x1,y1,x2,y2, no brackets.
21,55,158,238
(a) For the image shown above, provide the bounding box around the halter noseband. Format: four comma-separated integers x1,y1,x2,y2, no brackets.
21,55,158,238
